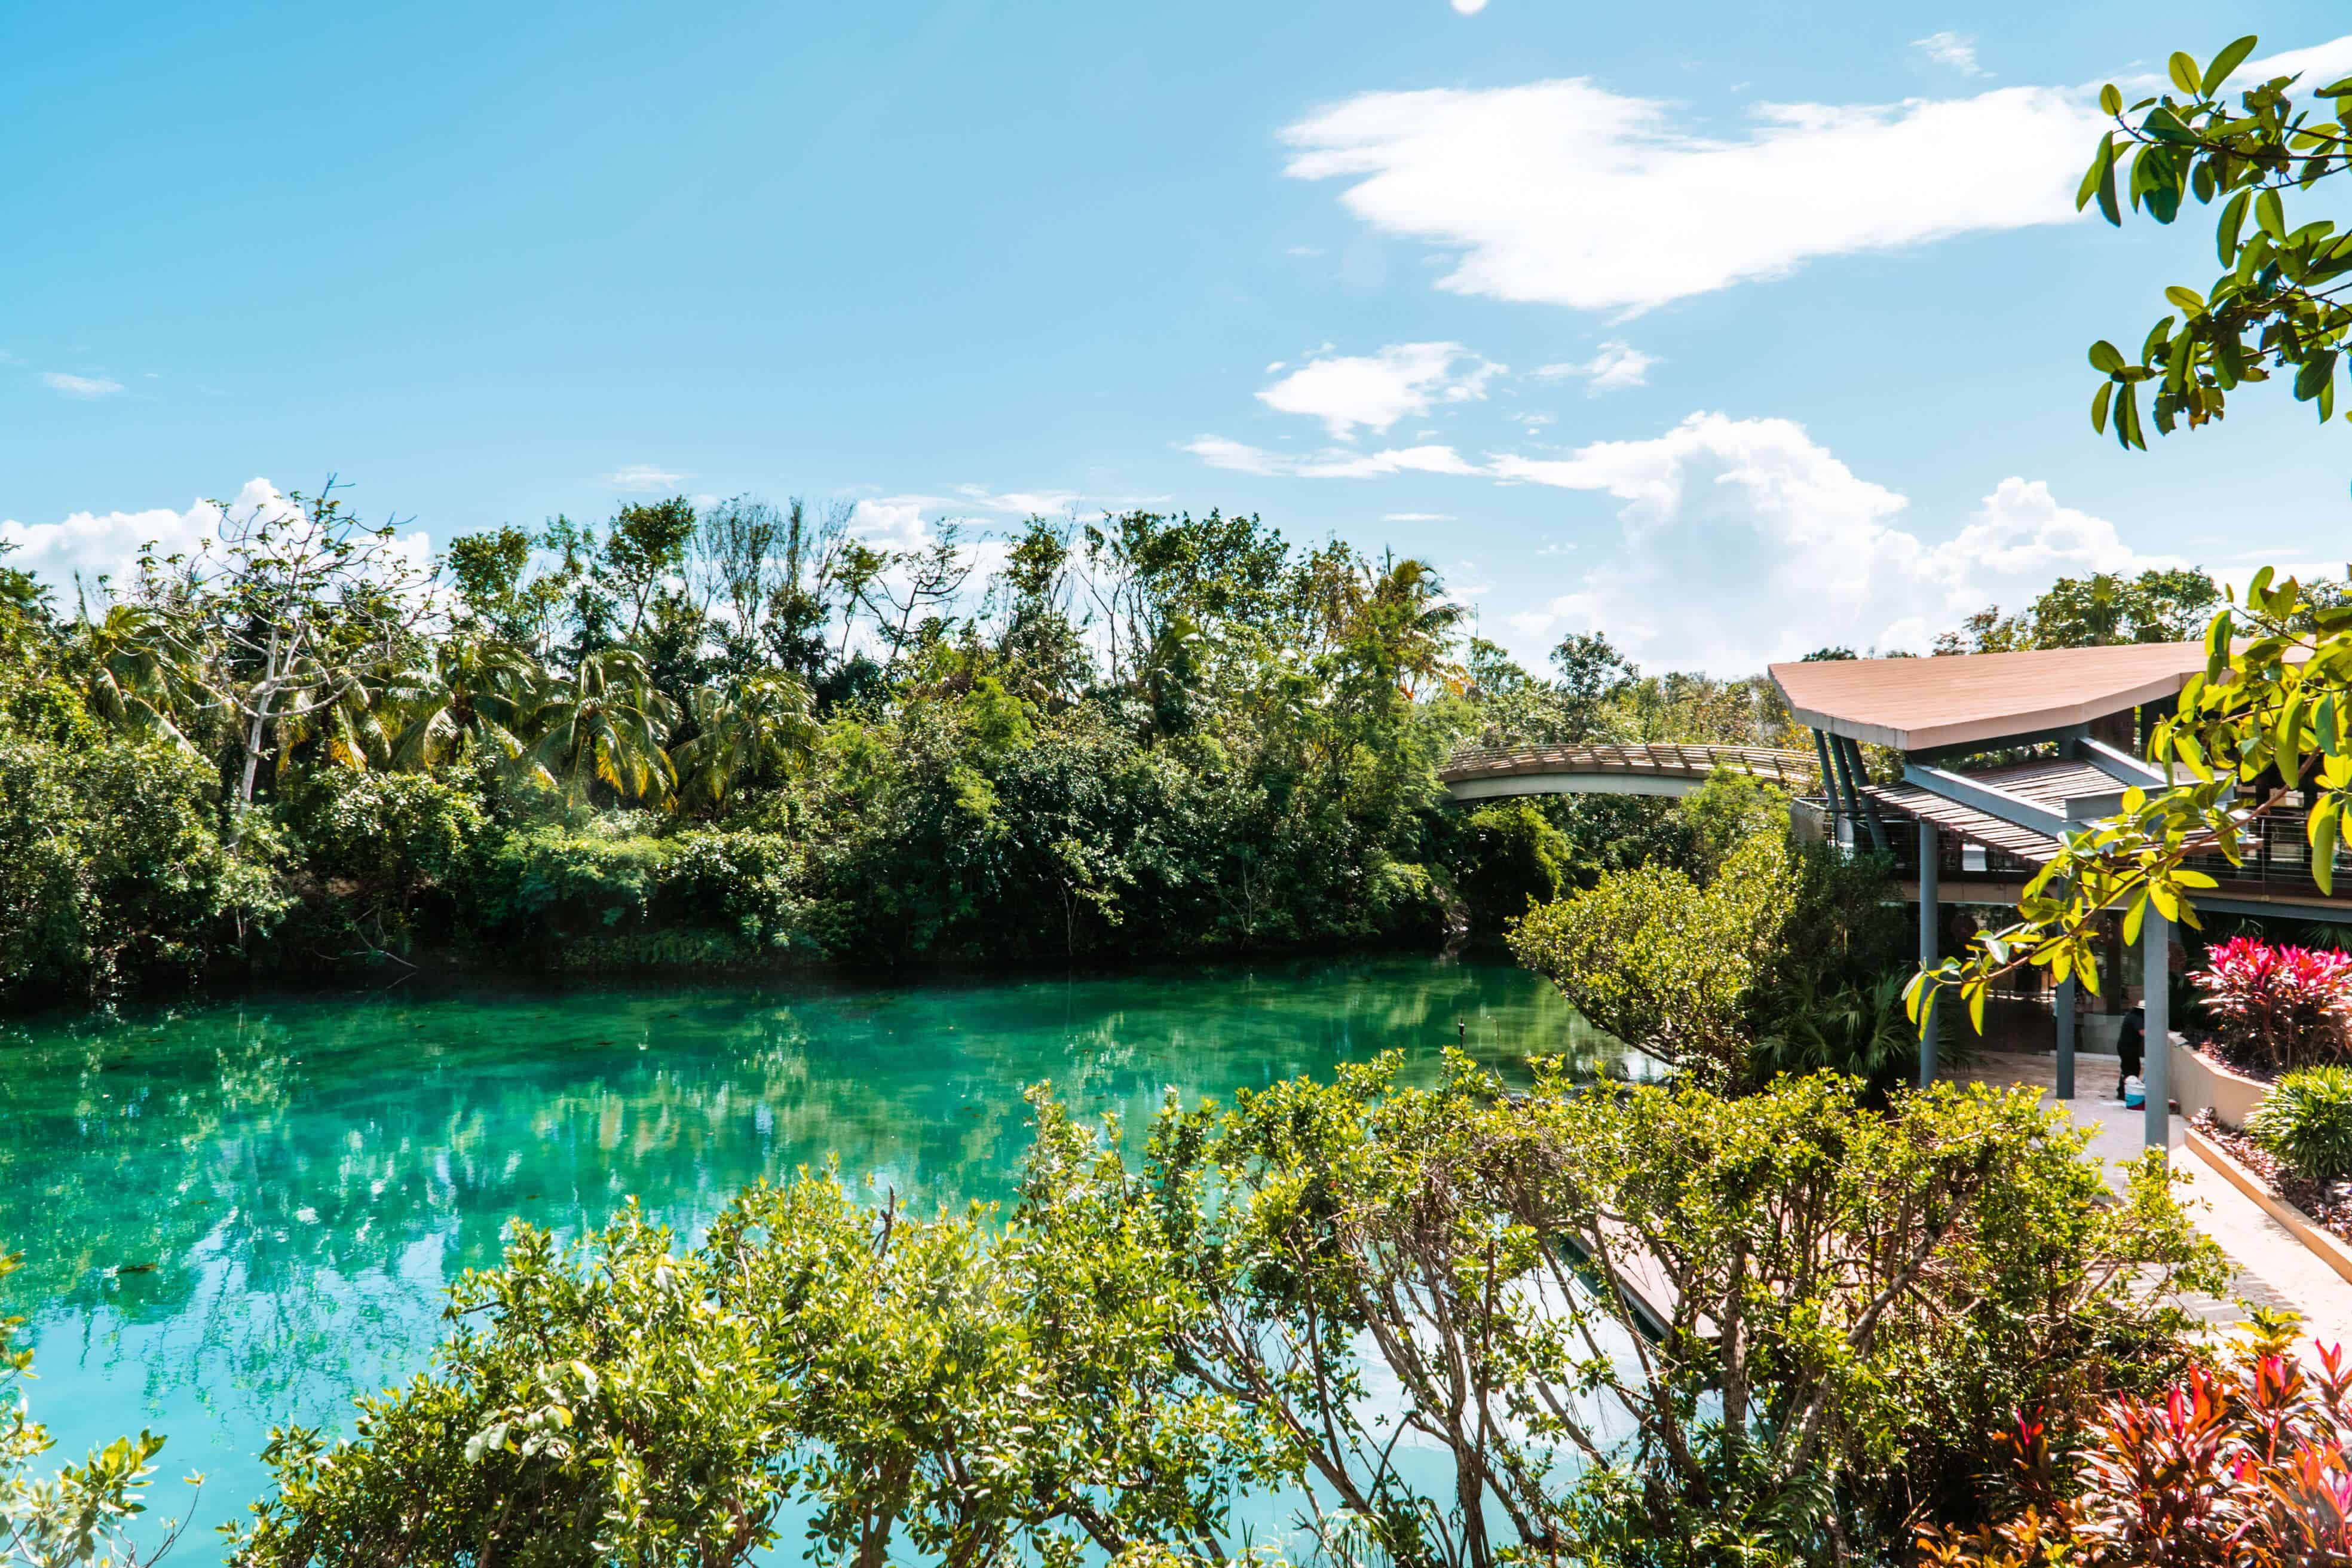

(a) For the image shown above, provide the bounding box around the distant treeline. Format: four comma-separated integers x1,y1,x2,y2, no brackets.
0,483,2182,1004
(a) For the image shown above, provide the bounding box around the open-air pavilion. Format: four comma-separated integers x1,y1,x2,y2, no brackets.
1438,645,2351,1148
1776,643,2348,1146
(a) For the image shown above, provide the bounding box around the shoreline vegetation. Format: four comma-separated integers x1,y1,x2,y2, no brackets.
0,490,1817,1009
0,480,2244,1013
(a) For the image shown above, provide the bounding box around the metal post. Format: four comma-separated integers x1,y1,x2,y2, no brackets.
1843,736,1889,854
2055,975,2076,1101
1827,735,1863,846
1918,817,1939,1089
2144,911,2170,1148
1811,728,1841,844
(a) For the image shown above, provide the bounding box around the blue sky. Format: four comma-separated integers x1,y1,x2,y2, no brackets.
3,0,2346,672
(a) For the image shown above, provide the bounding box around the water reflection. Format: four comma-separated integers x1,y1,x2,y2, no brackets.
0,957,1637,1562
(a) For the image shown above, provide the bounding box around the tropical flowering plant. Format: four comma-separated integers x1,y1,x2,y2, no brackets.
2193,935,2352,1073
1920,1314,2352,1567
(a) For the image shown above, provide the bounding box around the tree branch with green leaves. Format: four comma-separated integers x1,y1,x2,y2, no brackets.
2079,35,2352,447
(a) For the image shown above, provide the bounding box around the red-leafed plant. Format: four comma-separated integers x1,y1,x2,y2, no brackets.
2192,936,2352,1075
1921,1313,2352,1567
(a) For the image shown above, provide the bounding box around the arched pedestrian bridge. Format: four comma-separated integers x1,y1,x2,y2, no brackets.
1438,743,1820,802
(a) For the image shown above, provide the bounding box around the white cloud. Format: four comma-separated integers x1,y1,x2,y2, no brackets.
2233,37,2352,88
848,497,935,550
0,478,436,598
1281,73,2113,313
1451,0,1489,12
1184,436,1481,479
1536,342,1656,393
607,463,687,491
1257,342,1503,439
1492,412,2169,672
1914,31,1984,76
42,371,123,399
1384,512,1456,522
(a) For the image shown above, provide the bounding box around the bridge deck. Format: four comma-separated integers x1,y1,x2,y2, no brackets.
1440,743,1819,800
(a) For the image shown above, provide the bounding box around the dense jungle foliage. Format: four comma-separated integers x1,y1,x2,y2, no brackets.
0,485,1800,1004
163,1067,2217,1568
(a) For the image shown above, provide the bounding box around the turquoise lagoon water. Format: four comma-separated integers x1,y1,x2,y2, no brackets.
0,956,1637,1561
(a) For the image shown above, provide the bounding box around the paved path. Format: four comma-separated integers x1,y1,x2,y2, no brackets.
1952,1051,2352,1346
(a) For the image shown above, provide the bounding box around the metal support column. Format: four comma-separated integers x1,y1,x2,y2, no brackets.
1811,728,1841,844
1842,736,1889,853
1918,817,1939,1090
2144,911,2171,1149
2055,975,2076,1101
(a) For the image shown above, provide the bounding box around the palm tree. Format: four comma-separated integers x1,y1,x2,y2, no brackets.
271,661,396,775
71,602,213,751
525,647,679,804
1336,553,1468,700
384,636,541,774
672,671,818,810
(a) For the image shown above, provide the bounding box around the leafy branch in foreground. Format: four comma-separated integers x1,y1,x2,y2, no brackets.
222,1064,2221,1568
1909,571,2352,1031
2078,35,2352,446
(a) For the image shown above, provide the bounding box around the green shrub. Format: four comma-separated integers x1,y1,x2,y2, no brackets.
2248,1065,2352,1181
0,734,283,1000
297,771,488,896
223,1067,2224,1568
1450,800,1570,933
466,823,806,964
1508,828,1797,1085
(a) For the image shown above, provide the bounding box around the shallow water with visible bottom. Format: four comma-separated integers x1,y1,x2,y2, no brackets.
0,955,1637,1563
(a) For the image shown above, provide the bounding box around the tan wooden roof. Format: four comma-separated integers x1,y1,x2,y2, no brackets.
1769,643,2209,752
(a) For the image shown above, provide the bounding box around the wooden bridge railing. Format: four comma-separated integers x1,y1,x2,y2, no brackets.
1438,742,1821,789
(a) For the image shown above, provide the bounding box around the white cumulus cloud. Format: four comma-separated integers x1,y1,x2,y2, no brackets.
42,371,124,399
1281,76,2106,313
1257,342,1503,440
1281,35,2352,316
1493,412,2170,672
1,478,436,598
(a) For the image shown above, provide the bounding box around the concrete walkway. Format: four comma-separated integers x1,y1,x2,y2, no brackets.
1953,1050,2352,1346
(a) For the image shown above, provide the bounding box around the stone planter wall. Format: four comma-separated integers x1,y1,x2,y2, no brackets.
2171,1040,2270,1129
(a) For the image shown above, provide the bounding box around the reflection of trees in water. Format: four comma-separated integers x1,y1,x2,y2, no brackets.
0,960,1597,1437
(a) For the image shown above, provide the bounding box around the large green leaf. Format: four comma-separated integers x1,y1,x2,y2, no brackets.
2201,36,2259,96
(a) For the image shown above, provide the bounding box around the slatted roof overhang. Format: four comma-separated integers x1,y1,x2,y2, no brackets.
1861,783,2065,863
1769,643,2210,753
